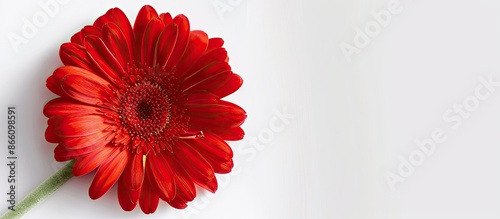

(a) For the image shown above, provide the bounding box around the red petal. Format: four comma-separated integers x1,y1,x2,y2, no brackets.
211,126,245,141
186,100,247,129
89,149,130,199
174,141,215,185
46,72,65,97
185,98,244,115
55,66,115,106
45,128,59,143
156,23,178,69
72,146,114,176
58,114,107,137
134,5,159,61
181,62,231,92
70,25,101,45
165,14,190,72
113,130,131,146
180,93,245,139
166,154,196,203
159,12,173,25
70,32,83,45
118,176,140,211
121,154,144,190
191,133,233,161
93,7,134,49
139,172,160,214
198,176,218,193
43,98,102,118
101,23,132,70
179,48,228,82
164,162,196,210
84,35,125,85
186,133,234,173
145,154,175,201
211,73,243,98
45,119,60,143
82,24,101,34
174,30,209,78
207,37,224,52
180,92,218,105
59,43,94,71
168,197,188,209
54,143,102,161
214,160,234,174
63,130,114,149
141,18,165,66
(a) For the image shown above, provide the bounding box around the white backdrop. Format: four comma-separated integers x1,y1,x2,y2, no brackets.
1,0,500,218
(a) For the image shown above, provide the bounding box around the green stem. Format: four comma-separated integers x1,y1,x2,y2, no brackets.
1,160,75,219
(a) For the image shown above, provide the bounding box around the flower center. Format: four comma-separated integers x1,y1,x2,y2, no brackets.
137,101,153,120
119,81,170,139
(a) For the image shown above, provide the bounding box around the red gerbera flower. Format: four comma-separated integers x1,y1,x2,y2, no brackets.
43,5,246,214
